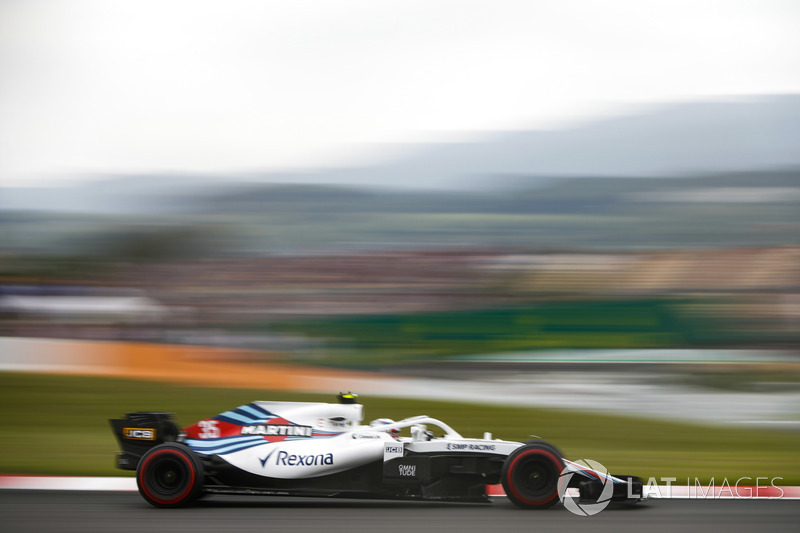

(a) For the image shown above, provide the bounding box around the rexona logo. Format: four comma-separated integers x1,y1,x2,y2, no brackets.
276,450,333,466
241,424,313,437
123,428,156,440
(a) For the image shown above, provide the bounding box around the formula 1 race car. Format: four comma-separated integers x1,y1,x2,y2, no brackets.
110,394,643,509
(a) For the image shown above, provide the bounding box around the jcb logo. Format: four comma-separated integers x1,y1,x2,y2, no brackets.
123,428,156,440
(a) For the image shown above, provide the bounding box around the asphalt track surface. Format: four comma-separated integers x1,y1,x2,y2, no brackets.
3,491,799,533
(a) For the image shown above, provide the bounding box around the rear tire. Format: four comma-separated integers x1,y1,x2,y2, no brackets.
501,441,564,509
136,443,204,508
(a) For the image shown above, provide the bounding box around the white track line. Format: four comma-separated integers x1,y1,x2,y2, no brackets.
1,477,799,499
0,476,136,491
486,484,800,499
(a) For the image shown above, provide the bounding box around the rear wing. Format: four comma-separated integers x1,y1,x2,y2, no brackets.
109,412,181,470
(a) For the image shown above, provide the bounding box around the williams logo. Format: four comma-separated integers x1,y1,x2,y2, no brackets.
123,428,156,440
241,424,313,437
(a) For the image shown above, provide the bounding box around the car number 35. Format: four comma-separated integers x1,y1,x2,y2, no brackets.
198,420,220,439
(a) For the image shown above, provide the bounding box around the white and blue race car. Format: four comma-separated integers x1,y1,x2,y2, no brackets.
110,393,642,508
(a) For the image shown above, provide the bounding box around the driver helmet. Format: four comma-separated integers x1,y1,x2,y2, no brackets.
370,418,400,437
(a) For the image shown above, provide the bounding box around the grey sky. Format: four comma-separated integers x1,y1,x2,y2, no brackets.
1,0,799,187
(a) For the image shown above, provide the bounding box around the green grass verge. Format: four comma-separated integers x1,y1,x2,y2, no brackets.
1,372,798,485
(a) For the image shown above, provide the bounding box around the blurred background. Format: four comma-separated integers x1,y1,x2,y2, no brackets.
1,1,799,481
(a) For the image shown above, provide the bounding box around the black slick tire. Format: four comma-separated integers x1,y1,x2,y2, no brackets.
501,441,564,509
136,443,204,508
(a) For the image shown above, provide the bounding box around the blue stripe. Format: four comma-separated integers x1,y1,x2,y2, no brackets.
244,403,275,418
201,441,265,455
212,441,266,455
185,437,266,455
231,406,266,421
573,464,625,484
214,404,276,425
185,435,263,447
215,411,261,425
311,431,342,437
238,404,273,420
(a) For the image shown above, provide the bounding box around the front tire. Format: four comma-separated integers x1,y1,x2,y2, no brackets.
136,443,204,508
501,441,564,509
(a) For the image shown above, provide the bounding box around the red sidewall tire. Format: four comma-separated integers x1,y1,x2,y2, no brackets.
136,444,204,508
501,442,564,509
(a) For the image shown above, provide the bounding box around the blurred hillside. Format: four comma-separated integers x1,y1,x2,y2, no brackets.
2,168,799,254
1,96,799,362
4,94,800,208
